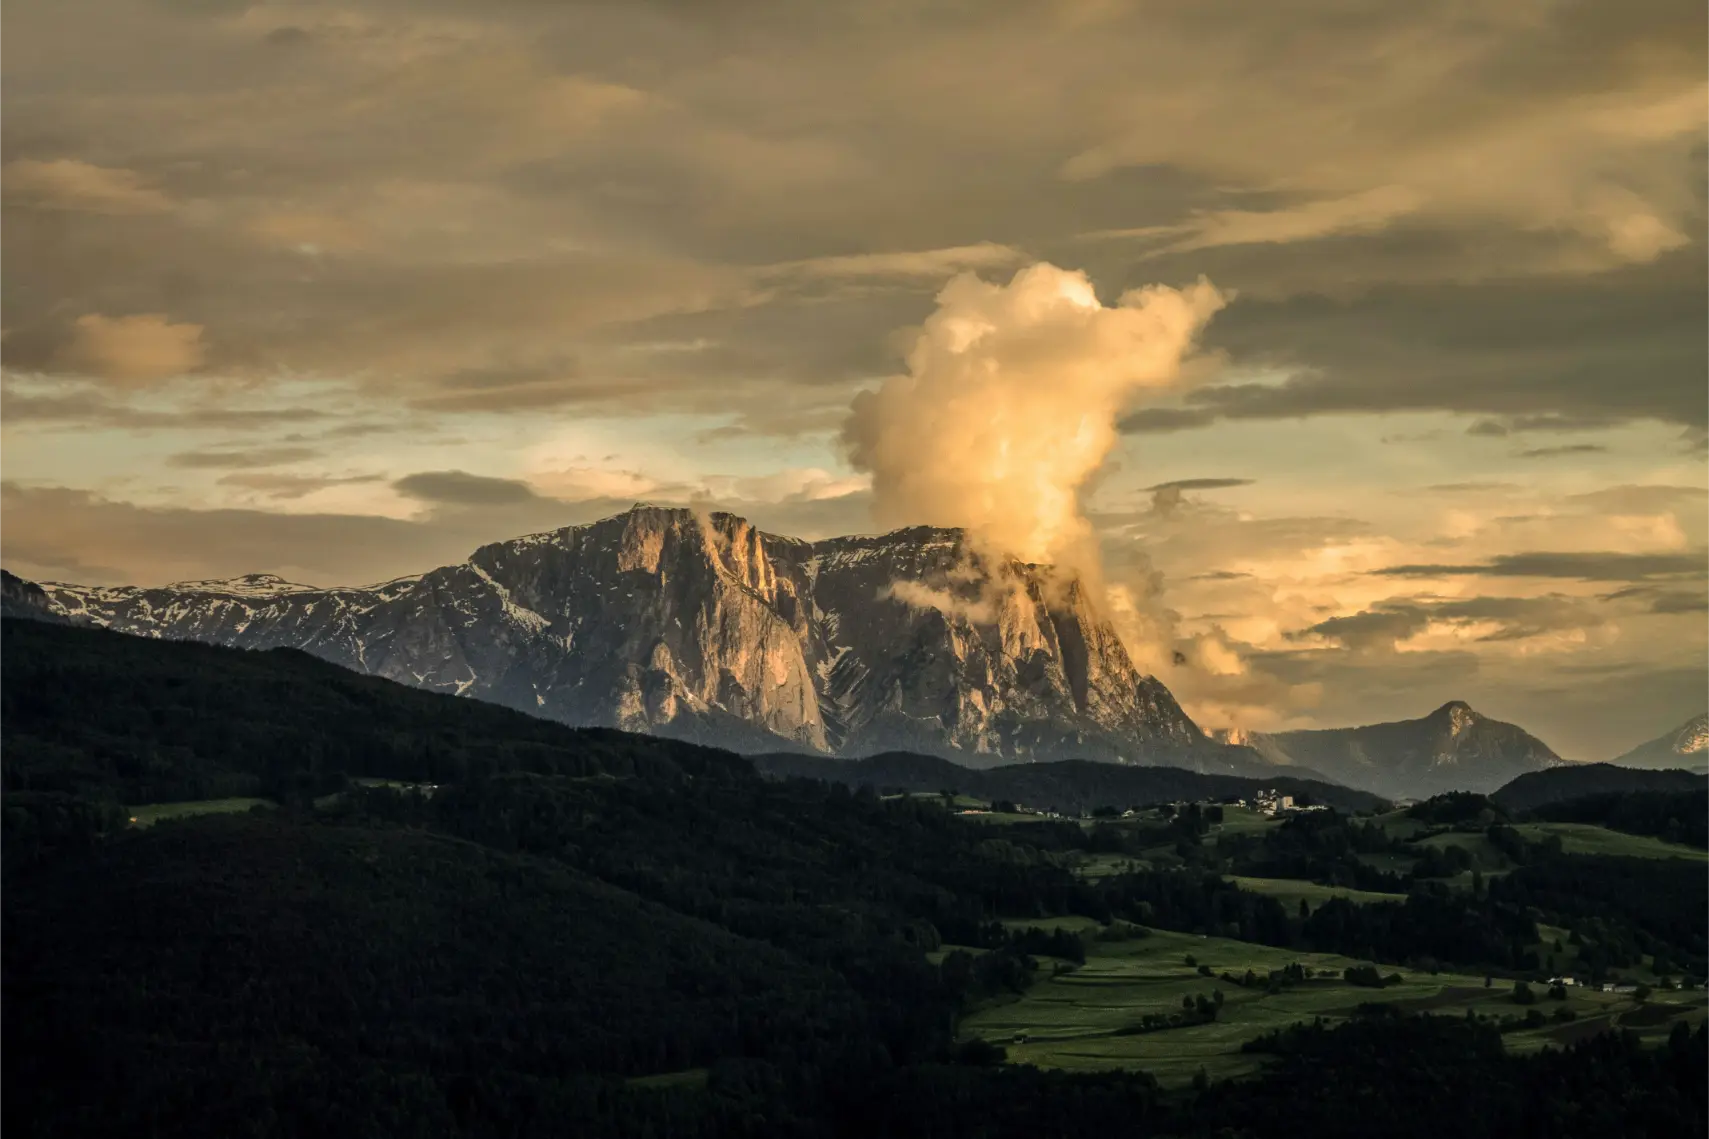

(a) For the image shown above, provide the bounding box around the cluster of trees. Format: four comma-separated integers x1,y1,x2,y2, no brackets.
1113,991,1222,1035
1526,790,1707,849
1215,810,1415,892
1490,856,1708,981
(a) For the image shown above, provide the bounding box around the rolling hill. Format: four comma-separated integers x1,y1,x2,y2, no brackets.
1493,763,1709,813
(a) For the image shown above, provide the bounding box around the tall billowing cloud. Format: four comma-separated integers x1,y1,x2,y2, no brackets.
844,262,1225,577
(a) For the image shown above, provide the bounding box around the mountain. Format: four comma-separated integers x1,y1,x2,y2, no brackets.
1491,762,1709,813
0,568,70,623
1604,714,1709,772
1220,702,1562,799
18,504,1266,773
752,751,1385,814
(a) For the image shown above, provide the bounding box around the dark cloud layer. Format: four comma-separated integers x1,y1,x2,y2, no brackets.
1373,550,1707,582
392,470,546,506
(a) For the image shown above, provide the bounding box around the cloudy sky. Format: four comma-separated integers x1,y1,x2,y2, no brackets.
3,0,1705,757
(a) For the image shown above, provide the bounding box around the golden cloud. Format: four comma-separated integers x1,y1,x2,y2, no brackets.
3,159,173,215
59,314,207,384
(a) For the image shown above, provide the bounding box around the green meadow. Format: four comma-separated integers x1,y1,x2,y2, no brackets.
1228,876,1405,910
1510,822,1709,861
128,798,273,827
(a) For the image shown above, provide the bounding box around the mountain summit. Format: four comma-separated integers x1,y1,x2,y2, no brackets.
1606,713,1709,772
24,505,1233,769
1216,701,1562,799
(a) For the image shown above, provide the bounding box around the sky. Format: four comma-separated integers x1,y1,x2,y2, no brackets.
2,0,1705,758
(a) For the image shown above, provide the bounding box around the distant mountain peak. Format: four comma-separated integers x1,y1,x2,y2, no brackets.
164,573,318,597
1246,701,1559,799
1606,712,1709,771
1427,700,1479,736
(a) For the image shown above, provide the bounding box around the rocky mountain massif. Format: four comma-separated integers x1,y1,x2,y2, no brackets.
23,505,1255,772
1215,702,1564,799
1605,714,1709,772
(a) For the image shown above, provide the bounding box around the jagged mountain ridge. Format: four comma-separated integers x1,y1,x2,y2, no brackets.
26,505,1245,770
1604,714,1709,772
1213,701,1563,799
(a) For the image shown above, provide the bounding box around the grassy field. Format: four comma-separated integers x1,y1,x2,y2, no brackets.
1073,852,1156,880
960,922,1703,1087
1000,915,1110,936
1510,823,1709,862
624,1069,709,1090
1229,876,1405,911
1369,809,1432,841
887,792,988,810
963,810,1070,825
1353,851,1416,875
1210,806,1285,837
1409,830,1510,869
128,798,273,827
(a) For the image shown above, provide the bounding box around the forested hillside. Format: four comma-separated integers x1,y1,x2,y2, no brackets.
2,617,738,804
4,618,1704,1138
1493,763,1707,812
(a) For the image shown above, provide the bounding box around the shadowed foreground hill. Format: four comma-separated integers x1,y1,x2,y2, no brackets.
751,751,1385,814
1,616,743,809
5,618,1706,1138
3,817,865,1136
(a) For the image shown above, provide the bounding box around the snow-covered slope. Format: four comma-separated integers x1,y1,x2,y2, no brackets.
25,505,1248,770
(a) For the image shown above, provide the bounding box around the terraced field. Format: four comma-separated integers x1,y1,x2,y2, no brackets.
960,923,1705,1086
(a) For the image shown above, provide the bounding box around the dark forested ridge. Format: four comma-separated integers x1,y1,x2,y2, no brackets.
1,617,743,804
1493,762,1708,812
751,750,1385,813
4,617,1704,1138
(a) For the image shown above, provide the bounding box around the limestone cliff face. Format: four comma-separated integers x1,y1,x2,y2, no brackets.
31,505,1213,765
767,529,1205,763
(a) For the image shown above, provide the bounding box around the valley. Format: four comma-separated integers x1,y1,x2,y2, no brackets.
3,607,1705,1138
